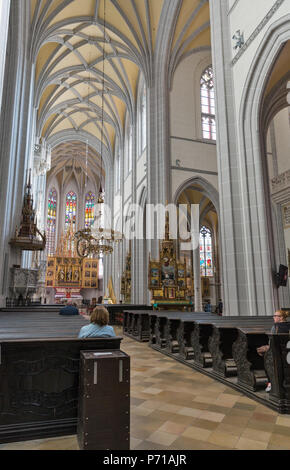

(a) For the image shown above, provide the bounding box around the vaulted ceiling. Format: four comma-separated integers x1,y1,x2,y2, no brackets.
31,0,211,167
48,140,104,191
177,185,218,233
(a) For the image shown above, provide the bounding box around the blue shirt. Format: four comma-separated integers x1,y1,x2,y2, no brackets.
59,305,79,315
78,323,116,338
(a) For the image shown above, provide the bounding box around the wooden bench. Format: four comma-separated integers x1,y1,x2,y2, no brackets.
164,313,218,354
125,308,290,413
0,311,123,444
232,325,277,392
208,319,273,378
123,310,152,342
96,304,152,325
266,333,290,414
192,317,273,369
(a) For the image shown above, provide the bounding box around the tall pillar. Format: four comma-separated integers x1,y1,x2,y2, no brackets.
193,246,202,312
146,0,181,261
0,1,35,306
209,0,277,316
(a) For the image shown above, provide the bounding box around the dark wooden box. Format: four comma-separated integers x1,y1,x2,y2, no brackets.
77,350,130,450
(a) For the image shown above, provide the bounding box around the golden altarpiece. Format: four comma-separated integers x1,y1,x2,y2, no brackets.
45,224,98,301
148,211,193,307
121,249,131,303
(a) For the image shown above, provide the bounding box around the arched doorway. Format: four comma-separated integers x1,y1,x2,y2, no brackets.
174,178,221,312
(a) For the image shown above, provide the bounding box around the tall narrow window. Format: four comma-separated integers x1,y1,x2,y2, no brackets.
199,226,213,277
47,188,57,256
200,66,216,140
85,191,95,227
65,191,77,231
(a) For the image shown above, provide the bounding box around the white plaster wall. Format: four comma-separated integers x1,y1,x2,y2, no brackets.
124,173,132,201
170,50,218,201
136,183,146,207
274,107,290,174
0,0,11,111
137,150,146,186
266,127,274,180
229,0,279,58
171,139,217,173
229,0,290,118
170,51,212,140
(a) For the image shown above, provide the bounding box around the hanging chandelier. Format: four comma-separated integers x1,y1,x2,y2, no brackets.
74,0,123,258
74,226,123,258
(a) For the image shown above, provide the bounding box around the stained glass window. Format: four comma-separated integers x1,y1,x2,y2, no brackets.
85,191,95,227
200,226,213,277
47,188,57,256
200,66,216,141
65,191,77,231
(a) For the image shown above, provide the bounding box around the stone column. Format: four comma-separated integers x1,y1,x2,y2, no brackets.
146,0,181,261
193,246,202,312
0,2,34,306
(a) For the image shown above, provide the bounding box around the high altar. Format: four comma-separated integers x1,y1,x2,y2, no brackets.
45,225,98,302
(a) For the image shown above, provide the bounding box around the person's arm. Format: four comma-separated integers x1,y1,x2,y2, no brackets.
78,326,86,338
109,326,116,337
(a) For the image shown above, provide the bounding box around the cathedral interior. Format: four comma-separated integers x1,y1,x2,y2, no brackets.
0,0,289,452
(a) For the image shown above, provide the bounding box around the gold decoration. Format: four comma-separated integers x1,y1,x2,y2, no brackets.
148,209,192,304
121,250,131,303
45,224,98,291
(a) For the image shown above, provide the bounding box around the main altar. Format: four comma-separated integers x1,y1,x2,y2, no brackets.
45,224,98,302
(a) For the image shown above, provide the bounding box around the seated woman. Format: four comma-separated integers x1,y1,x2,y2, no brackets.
78,306,116,338
257,309,290,392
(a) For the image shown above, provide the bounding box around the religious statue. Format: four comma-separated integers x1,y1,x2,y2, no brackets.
66,267,72,282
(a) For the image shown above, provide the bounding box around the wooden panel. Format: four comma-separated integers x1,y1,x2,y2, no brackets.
77,350,130,450
0,317,122,444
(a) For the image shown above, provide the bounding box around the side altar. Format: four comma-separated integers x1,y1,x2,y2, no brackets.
148,211,193,310
45,225,98,302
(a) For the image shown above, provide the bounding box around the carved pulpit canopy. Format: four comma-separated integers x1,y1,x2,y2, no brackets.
10,170,46,251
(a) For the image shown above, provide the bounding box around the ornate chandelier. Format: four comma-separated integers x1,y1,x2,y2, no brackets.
75,195,123,258
74,225,123,258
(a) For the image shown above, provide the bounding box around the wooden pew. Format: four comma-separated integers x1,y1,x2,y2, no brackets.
123,310,152,342
232,327,272,391
209,319,273,378
164,313,218,354
190,317,272,369
0,311,123,444
266,332,290,414
148,311,161,345
153,312,183,349
95,304,152,325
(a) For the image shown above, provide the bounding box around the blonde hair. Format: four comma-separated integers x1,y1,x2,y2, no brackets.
90,306,109,326
276,309,290,321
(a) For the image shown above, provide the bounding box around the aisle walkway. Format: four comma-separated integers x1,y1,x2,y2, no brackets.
1,332,290,450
